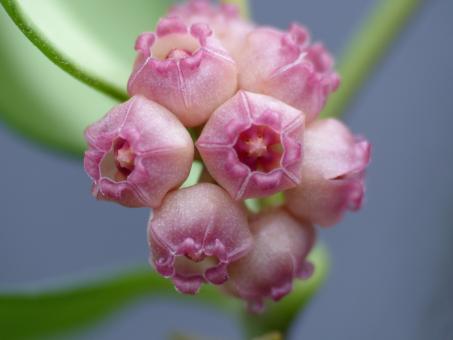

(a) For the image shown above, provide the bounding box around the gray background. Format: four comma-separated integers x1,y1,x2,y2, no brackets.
1,0,452,339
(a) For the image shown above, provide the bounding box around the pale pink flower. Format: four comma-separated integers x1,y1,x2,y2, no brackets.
148,183,253,294
196,91,305,200
84,95,194,208
168,0,254,60
237,24,340,123
226,209,316,313
127,16,238,127
285,119,371,227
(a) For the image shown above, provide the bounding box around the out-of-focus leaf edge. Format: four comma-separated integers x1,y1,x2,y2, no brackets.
0,0,127,101
0,245,328,340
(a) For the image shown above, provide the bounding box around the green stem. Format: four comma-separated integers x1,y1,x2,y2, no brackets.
0,0,128,101
321,0,422,119
252,333,283,340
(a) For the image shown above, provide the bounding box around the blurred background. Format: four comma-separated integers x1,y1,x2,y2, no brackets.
1,0,452,339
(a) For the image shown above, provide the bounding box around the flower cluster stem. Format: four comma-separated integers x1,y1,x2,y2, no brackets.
321,0,423,119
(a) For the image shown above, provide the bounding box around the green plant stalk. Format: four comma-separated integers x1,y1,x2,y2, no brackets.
321,0,422,119
0,0,128,102
252,332,283,340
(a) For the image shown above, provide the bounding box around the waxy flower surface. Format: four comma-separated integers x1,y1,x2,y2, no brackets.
197,91,305,200
168,0,254,60
83,0,372,312
148,183,253,294
285,119,371,227
84,95,193,208
237,24,340,123
226,209,316,313
128,16,238,127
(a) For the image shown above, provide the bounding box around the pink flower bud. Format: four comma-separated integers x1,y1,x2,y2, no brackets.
127,16,238,127
168,0,254,60
285,119,371,227
196,91,305,200
84,95,194,208
148,183,253,294
237,24,340,123
226,209,316,313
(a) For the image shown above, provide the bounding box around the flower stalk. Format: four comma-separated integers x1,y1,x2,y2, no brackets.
321,0,422,118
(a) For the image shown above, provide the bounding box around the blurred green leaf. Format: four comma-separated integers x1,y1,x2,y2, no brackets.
0,246,328,340
0,0,171,156
0,0,172,100
0,269,232,340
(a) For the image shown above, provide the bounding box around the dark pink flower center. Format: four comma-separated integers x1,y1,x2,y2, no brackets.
113,138,135,180
234,125,283,172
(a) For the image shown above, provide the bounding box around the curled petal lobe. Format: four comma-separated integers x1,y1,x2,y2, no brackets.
128,17,238,127
196,91,305,200
285,119,371,227
226,209,316,313
147,183,253,294
237,24,340,123
84,95,194,208
168,0,254,60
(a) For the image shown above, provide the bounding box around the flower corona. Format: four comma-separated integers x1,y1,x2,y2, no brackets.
83,0,371,312
196,91,305,200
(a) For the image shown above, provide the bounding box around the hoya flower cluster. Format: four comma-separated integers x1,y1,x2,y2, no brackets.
84,0,371,312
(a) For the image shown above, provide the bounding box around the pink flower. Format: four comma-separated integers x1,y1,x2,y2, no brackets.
226,209,316,313
148,183,253,294
285,119,371,227
127,16,238,127
196,91,305,200
237,24,340,123
84,95,194,208
168,0,254,60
